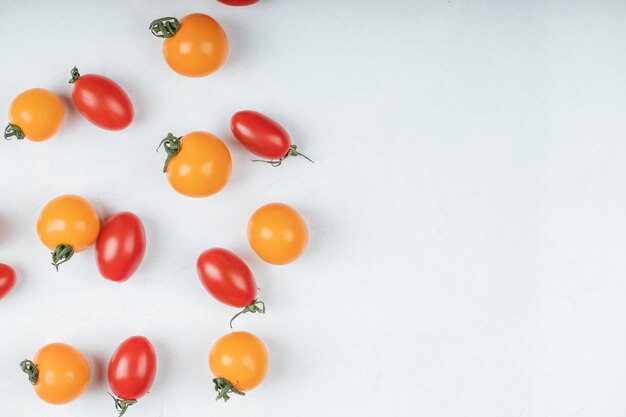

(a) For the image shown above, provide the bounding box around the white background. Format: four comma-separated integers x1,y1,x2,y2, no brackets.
1,0,626,416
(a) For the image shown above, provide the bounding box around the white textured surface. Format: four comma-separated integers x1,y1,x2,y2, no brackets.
2,1,626,416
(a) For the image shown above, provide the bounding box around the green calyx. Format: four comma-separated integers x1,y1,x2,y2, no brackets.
213,377,245,402
149,17,180,38
156,132,182,173
4,123,24,140
109,392,137,417
51,244,74,271
252,144,314,167
20,359,39,385
230,299,265,328
69,67,81,84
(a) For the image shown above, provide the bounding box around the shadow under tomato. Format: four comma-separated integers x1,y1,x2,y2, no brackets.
54,93,79,130
148,338,171,397
212,15,246,75
261,335,283,381
293,205,320,265
0,214,5,246
88,353,107,389
131,213,158,281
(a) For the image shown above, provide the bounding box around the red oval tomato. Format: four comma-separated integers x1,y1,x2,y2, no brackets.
231,110,313,166
231,111,290,159
197,248,264,327
96,212,146,283
0,264,16,300
197,248,256,307
69,67,134,131
108,336,156,415
217,0,259,5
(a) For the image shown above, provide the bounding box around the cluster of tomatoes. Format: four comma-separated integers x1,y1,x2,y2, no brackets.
1,0,313,415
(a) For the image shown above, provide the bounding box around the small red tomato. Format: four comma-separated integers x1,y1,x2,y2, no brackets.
96,212,146,283
231,110,313,166
197,248,264,327
108,336,157,416
69,67,134,131
217,0,259,5
0,264,16,300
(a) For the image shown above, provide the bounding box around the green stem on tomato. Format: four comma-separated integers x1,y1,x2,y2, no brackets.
69,67,81,84
51,244,74,271
149,17,180,38
156,132,182,173
252,144,314,167
230,299,265,328
20,359,39,385
4,123,24,140
108,392,137,417
213,377,245,402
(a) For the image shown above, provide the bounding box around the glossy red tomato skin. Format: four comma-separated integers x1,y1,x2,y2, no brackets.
108,336,157,401
96,212,146,283
196,248,257,308
218,0,259,5
72,74,134,130
0,264,16,300
231,110,291,159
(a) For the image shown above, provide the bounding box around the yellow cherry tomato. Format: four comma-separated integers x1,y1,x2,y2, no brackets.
21,343,90,405
154,13,228,77
209,331,268,402
247,203,308,265
6,88,64,142
37,195,100,270
160,131,232,197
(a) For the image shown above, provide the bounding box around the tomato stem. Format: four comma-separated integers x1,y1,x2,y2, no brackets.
4,123,24,140
156,132,182,173
51,244,74,271
108,392,137,417
69,67,81,84
230,299,265,328
252,145,314,167
149,17,180,38
20,359,39,385
213,377,245,402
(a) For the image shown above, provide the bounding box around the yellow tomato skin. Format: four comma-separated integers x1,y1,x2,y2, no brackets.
9,88,64,142
166,131,232,197
163,13,228,77
37,195,100,252
247,203,308,265
209,331,268,391
32,343,90,404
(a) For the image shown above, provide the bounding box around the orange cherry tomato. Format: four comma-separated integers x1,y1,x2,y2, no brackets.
150,14,228,77
247,203,308,264
158,131,232,197
209,331,268,402
5,88,64,142
37,195,100,270
21,343,90,405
